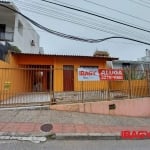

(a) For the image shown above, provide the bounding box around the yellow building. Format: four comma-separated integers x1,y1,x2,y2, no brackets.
0,52,117,96
0,52,149,105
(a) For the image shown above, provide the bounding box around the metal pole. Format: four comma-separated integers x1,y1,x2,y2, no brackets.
50,66,55,104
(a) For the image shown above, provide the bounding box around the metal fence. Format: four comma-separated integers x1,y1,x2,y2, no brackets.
0,66,51,107
54,69,150,104
0,66,150,107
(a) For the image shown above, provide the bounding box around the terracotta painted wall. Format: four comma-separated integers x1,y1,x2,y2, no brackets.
0,54,20,100
131,80,149,96
50,97,150,117
53,57,108,92
1,54,149,100
17,55,55,65
17,55,110,92
15,54,55,92
110,80,149,97
0,54,32,100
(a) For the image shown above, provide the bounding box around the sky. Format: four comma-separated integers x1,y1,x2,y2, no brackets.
11,0,150,60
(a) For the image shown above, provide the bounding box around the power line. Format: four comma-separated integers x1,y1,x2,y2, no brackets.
30,0,150,30
17,4,137,37
44,0,150,31
14,2,120,36
1,3,150,45
15,1,150,42
83,0,150,25
139,0,150,5
0,4,92,43
129,0,150,8
14,0,150,41
41,0,150,34
12,1,134,37
15,0,150,33
136,0,150,6
12,0,150,45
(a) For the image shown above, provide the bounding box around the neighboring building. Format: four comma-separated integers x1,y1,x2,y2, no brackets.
0,1,41,54
107,59,150,80
107,49,150,71
108,60,144,70
108,59,150,71
93,50,110,57
140,49,150,62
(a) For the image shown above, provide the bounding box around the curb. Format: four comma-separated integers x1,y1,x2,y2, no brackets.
54,133,121,140
54,133,150,140
0,132,150,142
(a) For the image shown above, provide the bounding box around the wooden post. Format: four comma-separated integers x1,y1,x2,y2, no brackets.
81,81,84,103
128,68,132,99
146,70,150,96
108,80,111,100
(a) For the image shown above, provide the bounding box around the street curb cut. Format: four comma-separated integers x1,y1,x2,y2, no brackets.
0,135,47,143
0,132,55,143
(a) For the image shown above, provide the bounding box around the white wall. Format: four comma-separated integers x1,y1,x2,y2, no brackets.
0,3,40,54
12,14,40,53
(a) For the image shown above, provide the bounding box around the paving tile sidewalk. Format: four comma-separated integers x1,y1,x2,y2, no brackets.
0,122,42,133
0,109,150,140
0,122,150,139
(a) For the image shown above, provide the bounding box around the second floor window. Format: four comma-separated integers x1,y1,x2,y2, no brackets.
0,24,6,33
18,20,23,36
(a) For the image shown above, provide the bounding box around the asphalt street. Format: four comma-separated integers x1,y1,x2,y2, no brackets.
0,140,150,150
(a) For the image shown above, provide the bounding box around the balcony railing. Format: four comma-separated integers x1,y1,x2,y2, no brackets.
0,32,14,42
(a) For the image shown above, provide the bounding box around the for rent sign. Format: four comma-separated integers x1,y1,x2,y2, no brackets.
78,68,124,81
99,69,124,80
78,68,99,81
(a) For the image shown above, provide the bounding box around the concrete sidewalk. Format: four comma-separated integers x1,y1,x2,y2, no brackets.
0,109,150,142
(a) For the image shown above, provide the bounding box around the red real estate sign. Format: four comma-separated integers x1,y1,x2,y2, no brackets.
99,69,124,80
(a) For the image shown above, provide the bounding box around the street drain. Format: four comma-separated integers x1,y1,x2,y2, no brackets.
40,124,53,132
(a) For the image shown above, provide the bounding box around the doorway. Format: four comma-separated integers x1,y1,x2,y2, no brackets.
63,65,74,91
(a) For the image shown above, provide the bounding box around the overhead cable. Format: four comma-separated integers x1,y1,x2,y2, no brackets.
14,0,150,39
83,0,150,24
1,3,150,45
41,0,150,34
129,0,150,8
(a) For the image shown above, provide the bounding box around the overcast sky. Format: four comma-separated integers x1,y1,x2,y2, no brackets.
12,0,150,60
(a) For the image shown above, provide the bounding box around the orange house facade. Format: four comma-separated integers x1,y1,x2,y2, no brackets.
0,52,118,101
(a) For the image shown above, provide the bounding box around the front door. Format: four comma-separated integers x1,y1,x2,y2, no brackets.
63,65,74,91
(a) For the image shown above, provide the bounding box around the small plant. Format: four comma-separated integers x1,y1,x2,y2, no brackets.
10,45,21,53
